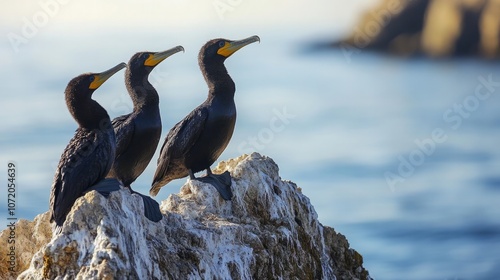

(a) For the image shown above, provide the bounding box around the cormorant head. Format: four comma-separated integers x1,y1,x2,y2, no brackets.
199,35,260,65
128,46,184,77
65,63,126,128
66,62,126,98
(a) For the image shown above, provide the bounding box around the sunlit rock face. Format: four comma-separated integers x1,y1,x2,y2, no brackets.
2,153,371,280
333,0,500,58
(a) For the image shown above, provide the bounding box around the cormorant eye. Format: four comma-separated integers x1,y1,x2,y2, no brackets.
218,41,225,48
143,53,150,60
89,76,95,82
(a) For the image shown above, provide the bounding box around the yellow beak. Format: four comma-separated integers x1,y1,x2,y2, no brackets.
217,35,260,58
89,62,127,90
144,45,185,67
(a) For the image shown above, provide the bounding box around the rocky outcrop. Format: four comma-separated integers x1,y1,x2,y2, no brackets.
1,153,371,280
332,0,500,58
0,213,52,278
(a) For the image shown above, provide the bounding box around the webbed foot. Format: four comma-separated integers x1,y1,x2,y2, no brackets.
86,178,121,197
131,190,163,222
194,171,233,200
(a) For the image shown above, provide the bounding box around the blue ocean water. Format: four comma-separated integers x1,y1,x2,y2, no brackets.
1,24,500,279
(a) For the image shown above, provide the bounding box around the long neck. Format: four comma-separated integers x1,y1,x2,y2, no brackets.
69,97,111,131
201,59,236,100
125,69,159,111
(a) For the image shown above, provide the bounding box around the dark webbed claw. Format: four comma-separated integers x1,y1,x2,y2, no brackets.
191,170,233,200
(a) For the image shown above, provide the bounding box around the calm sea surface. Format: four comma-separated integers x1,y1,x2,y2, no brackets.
1,26,500,279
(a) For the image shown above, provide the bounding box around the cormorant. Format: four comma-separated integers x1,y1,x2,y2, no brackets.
49,63,126,227
107,46,184,188
105,46,183,223
150,36,260,200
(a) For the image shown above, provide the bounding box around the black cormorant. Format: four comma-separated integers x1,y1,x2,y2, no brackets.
49,63,126,227
150,36,260,200
107,46,184,188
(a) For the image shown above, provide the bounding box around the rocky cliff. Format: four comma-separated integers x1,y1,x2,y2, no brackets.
331,0,500,58
1,153,371,280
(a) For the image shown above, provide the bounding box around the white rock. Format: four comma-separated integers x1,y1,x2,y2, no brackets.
1,153,370,280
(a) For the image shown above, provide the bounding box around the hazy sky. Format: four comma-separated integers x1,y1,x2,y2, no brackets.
2,1,377,31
